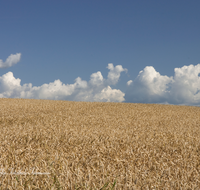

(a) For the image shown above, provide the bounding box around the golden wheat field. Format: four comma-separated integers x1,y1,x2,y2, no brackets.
0,98,200,189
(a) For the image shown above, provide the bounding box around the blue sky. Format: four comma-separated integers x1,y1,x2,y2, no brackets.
0,0,200,106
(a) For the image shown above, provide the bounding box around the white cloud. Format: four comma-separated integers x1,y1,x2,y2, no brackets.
0,53,21,68
125,64,200,106
1,53,200,106
93,86,125,102
0,62,126,102
127,80,133,86
107,63,127,85
169,64,200,105
89,71,104,86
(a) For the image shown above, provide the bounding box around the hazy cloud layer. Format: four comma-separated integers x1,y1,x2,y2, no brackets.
0,53,200,106
125,64,200,106
0,53,21,68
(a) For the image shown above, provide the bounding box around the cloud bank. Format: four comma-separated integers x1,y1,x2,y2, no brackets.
0,55,127,102
125,64,200,106
0,53,21,68
0,53,200,106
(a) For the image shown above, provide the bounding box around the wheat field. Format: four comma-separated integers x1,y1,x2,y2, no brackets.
0,98,199,189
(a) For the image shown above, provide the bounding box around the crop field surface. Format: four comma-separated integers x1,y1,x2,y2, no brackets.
0,98,200,189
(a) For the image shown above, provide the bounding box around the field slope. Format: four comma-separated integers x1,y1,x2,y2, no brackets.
0,98,200,189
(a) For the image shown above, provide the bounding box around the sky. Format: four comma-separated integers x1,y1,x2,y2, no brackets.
0,0,200,106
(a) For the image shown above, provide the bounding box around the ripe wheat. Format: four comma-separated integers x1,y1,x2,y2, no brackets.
0,98,199,189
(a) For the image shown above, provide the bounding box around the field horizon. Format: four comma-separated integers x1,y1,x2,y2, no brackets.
0,98,199,189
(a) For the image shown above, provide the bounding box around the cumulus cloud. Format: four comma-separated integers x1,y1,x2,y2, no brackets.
0,53,21,68
93,86,125,102
107,63,128,85
0,63,126,102
127,80,133,86
125,64,200,106
1,53,200,106
89,71,104,86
